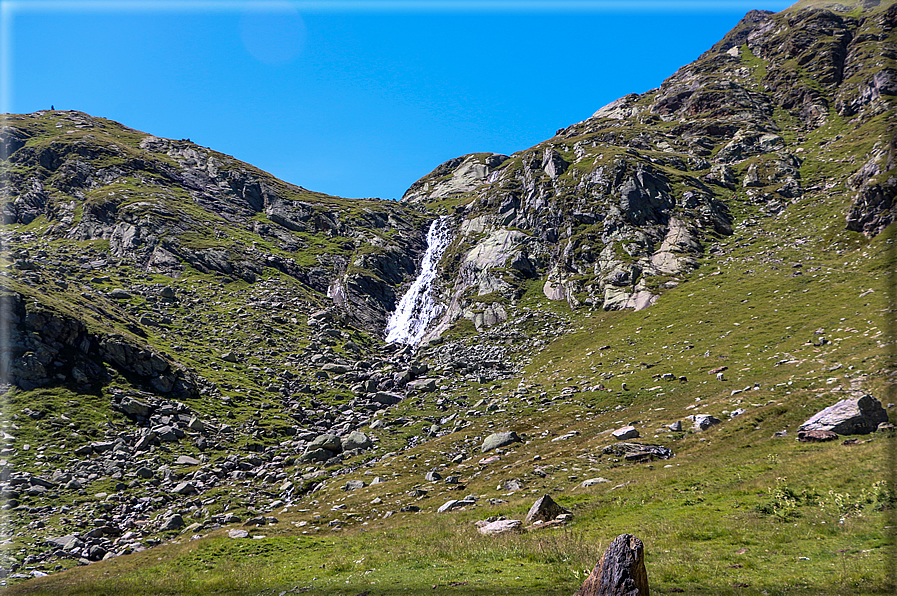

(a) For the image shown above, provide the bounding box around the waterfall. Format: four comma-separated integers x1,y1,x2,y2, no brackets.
385,216,452,345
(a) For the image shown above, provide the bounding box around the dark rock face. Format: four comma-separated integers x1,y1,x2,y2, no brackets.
799,393,889,435
845,135,897,236
576,533,649,596
2,291,196,397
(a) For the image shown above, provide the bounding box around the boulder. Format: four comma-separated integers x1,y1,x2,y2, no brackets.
160,514,185,531
477,519,522,535
407,378,437,392
799,393,888,435
575,533,649,596
524,494,570,524
154,425,179,442
171,482,195,495
174,455,200,466
322,363,350,375
373,391,403,405
687,414,721,431
437,499,476,513
299,448,334,463
581,477,611,488
341,430,372,451
307,433,342,453
118,396,152,418
481,431,522,453
612,426,640,440
45,534,83,550
602,443,673,461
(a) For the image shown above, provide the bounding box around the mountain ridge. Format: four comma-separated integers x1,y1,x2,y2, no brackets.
0,0,895,592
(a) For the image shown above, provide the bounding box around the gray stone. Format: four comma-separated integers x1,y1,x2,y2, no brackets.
602,442,673,461
500,479,524,492
119,397,151,418
228,529,249,539
437,499,476,513
524,494,570,524
108,288,131,299
344,480,365,491
160,514,185,531
612,426,640,440
45,534,82,550
171,482,195,495
300,448,334,463
477,519,521,535
341,430,372,451
372,391,403,405
799,393,888,435
308,433,342,453
175,455,200,466
481,431,522,453
154,425,179,442
688,414,721,431
407,378,438,392
581,477,611,488
437,500,460,513
425,471,442,482
322,363,350,375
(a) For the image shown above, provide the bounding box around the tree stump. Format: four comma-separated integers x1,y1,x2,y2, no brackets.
575,533,648,596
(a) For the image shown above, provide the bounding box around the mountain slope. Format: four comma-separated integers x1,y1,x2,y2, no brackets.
0,0,895,593
401,0,896,342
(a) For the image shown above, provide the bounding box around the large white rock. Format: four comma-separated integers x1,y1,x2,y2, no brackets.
800,393,888,435
477,519,521,535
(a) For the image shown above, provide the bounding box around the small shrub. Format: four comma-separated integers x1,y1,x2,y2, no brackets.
756,477,802,521
871,480,897,511
823,490,865,519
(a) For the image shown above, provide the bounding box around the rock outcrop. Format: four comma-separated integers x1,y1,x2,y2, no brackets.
799,393,889,435
576,533,649,596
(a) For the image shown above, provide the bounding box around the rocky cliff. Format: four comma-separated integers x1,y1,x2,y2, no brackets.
400,0,896,339
0,113,431,335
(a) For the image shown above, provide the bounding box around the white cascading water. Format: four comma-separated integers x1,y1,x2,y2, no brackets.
384,216,452,345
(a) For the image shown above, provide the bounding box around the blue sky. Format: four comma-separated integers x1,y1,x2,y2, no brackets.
2,0,794,200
